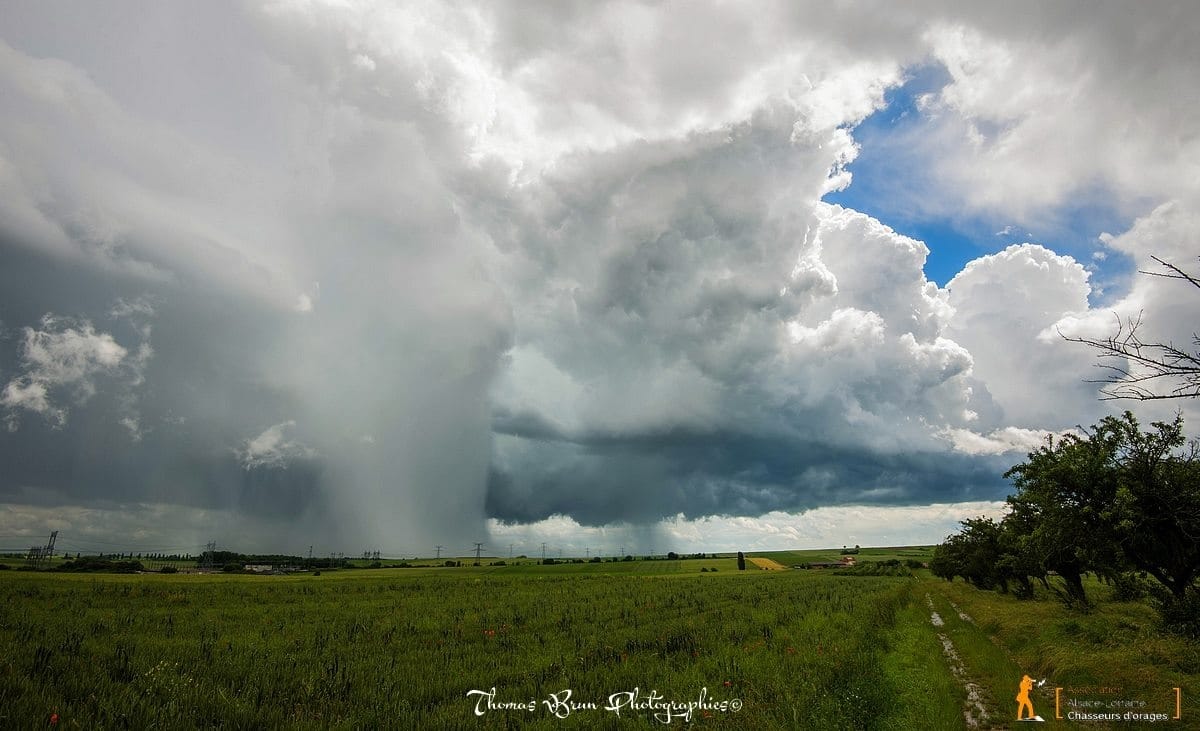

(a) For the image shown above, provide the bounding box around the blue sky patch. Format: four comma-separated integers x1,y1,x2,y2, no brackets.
825,64,1138,304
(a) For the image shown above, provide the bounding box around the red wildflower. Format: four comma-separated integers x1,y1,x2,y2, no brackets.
50,713,59,726
723,680,731,687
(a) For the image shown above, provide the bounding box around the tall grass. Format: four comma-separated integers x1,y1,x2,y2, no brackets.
0,568,950,729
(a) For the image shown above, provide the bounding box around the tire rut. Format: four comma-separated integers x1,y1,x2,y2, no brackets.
926,593,997,730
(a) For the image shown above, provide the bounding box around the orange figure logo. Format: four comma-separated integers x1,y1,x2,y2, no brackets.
1016,674,1037,721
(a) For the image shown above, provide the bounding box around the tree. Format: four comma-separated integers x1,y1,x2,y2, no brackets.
737,551,746,571
1001,411,1200,615
1004,420,1131,605
930,517,1007,590
1102,412,1200,602
994,499,1048,598
1064,256,1200,400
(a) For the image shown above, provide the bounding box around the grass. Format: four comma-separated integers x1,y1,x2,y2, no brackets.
1,555,1195,729
877,599,965,729
0,565,944,729
926,574,1200,724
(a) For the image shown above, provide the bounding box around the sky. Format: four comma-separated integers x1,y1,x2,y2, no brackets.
1,1,1198,559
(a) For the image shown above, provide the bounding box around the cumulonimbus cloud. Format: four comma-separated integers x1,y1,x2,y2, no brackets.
0,2,1196,552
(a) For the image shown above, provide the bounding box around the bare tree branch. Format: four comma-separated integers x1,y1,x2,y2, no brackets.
1062,256,1200,400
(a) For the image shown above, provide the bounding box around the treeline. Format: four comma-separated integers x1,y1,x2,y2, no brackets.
200,551,351,569
931,412,1200,635
57,557,146,573
60,553,192,561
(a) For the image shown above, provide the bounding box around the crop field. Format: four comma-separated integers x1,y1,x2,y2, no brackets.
1,559,1196,729
754,547,936,567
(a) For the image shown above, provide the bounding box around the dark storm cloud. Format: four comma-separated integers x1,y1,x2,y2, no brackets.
0,239,334,525
486,428,1008,526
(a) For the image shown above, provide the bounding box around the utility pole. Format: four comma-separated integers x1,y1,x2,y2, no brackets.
473,542,483,566
586,546,590,559
435,545,443,560
509,544,513,559
201,541,217,570
541,542,547,561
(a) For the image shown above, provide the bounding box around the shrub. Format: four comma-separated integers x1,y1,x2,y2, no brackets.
1156,587,1200,638
160,566,178,574
1111,572,1152,601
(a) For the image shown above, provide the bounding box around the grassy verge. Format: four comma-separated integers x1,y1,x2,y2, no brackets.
877,586,965,729
926,576,1200,726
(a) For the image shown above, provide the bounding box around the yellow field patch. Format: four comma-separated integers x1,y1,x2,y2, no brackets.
748,557,788,570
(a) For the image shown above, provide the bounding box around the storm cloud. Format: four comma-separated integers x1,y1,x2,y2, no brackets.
1,1,1197,554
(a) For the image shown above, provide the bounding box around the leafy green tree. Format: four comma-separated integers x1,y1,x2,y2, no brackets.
1002,411,1200,614
928,541,960,582
930,517,1007,589
1102,413,1200,602
1003,424,1129,605
994,502,1046,598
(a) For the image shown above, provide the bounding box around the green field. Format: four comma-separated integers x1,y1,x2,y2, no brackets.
753,546,936,566
0,558,1195,729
